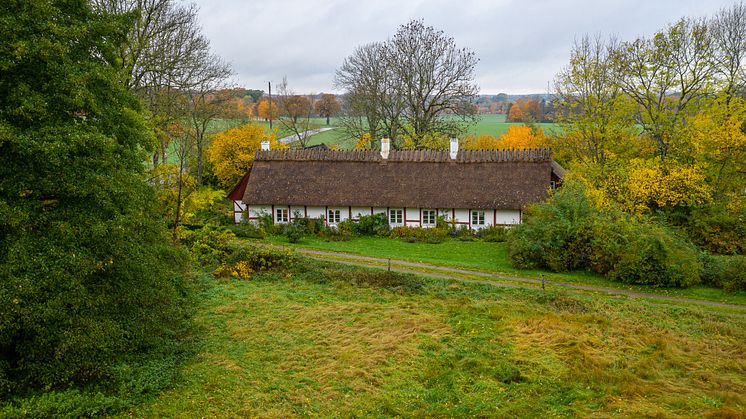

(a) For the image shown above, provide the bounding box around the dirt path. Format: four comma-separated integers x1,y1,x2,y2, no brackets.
266,245,746,311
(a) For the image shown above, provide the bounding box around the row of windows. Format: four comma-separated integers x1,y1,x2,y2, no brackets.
276,208,488,226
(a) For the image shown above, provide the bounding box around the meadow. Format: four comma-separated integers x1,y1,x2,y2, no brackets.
122,257,746,417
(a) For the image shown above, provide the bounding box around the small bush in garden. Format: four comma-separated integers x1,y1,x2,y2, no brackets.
178,226,236,266
227,246,296,272
213,260,254,279
454,226,477,241
354,213,390,236
319,226,353,241
256,211,283,235
478,226,509,242
228,220,266,239
283,221,305,243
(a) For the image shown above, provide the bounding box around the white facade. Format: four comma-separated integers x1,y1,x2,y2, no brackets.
238,204,520,229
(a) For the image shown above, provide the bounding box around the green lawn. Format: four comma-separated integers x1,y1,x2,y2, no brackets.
260,235,746,306
123,258,746,417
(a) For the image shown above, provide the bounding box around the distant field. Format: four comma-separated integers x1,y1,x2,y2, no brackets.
205,114,560,150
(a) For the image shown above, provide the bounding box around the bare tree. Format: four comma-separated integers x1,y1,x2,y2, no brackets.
712,1,746,99
92,0,230,166
335,20,479,147
276,77,317,147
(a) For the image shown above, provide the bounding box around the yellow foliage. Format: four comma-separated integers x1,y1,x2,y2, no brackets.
355,133,373,150
625,159,712,213
207,123,284,189
499,125,546,149
462,134,500,150
214,261,254,279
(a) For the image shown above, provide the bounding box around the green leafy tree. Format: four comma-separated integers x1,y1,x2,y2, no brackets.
0,0,190,393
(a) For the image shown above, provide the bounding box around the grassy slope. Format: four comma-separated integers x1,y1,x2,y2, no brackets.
125,259,746,417
262,235,746,306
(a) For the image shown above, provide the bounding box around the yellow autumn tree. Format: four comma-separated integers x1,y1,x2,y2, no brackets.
355,133,373,150
207,123,284,188
256,97,279,120
624,159,712,213
462,134,500,149
685,95,746,202
499,125,546,148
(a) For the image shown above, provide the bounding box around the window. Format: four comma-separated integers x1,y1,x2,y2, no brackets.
328,209,341,224
389,209,403,225
471,210,485,226
422,209,437,226
275,208,289,223
550,180,557,190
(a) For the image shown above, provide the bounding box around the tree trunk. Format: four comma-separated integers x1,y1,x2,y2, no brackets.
326,115,330,125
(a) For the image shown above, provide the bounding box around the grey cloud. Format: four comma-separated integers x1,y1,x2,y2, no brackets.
192,0,737,94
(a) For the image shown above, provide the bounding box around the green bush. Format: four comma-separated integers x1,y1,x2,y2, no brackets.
179,226,236,266
345,213,390,236
318,226,353,242
227,220,266,239
226,246,296,271
507,182,702,287
478,226,509,242
678,205,746,255
454,226,477,241
701,255,746,292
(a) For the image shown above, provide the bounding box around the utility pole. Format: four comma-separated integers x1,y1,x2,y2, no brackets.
268,81,273,130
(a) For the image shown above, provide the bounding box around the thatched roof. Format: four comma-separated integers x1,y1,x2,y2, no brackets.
242,149,562,210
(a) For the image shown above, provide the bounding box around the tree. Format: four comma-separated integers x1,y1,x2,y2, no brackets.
553,35,638,170
612,17,715,162
257,97,279,120
499,126,547,149
335,20,479,146
0,0,189,392
207,124,283,188
277,78,317,147
506,98,541,123
711,2,746,99
93,0,230,168
315,93,341,125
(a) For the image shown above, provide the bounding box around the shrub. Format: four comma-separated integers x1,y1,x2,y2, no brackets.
454,226,477,241
319,226,353,242
227,220,266,239
352,213,390,236
478,226,509,242
507,181,702,287
701,255,746,292
679,205,746,255
178,226,236,266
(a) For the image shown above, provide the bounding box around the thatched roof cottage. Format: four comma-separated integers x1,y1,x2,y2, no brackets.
229,138,564,228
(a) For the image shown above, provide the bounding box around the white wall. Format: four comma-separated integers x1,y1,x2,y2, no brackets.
405,207,421,227
233,200,246,224
351,207,370,219
495,209,521,225
306,206,325,219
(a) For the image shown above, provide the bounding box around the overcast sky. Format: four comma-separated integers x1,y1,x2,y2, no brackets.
191,0,736,95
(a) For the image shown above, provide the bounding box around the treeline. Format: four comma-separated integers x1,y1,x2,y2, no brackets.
510,2,746,288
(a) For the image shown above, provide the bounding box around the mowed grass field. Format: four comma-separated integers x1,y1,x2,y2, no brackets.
124,258,746,417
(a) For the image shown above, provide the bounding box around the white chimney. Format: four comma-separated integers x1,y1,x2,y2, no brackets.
449,138,459,160
380,138,390,159
261,140,270,151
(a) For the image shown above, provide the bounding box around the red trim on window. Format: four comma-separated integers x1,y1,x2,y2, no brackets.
271,205,275,224
304,206,308,218
493,209,496,226
348,206,352,220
